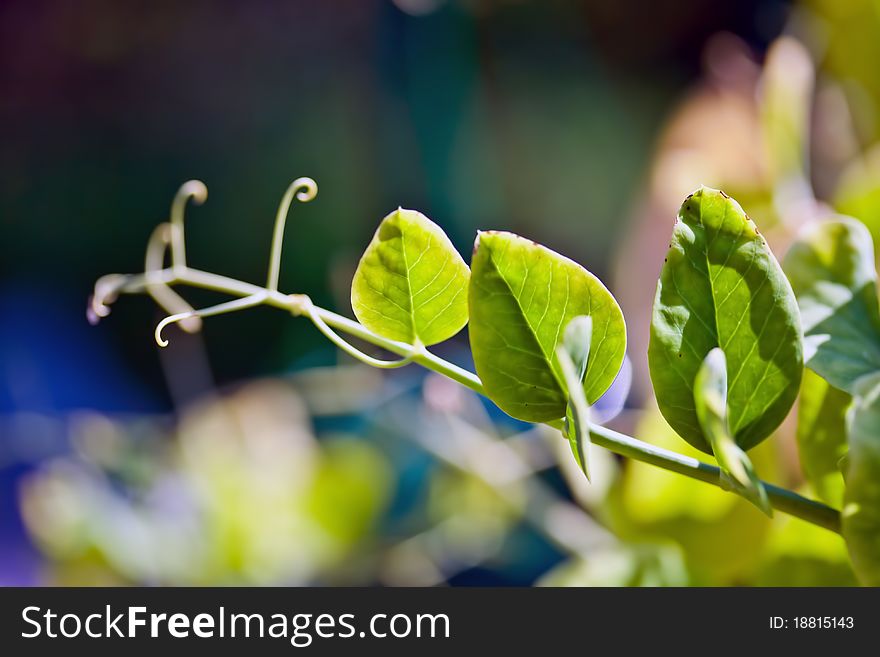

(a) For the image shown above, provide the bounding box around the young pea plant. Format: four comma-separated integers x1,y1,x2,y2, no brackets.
91,179,860,570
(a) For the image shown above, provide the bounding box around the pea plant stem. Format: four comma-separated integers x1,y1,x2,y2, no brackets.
104,265,842,534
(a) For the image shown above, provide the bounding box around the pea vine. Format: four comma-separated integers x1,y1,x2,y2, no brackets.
91,177,880,583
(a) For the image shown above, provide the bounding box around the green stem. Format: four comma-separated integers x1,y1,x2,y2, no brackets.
307,305,841,534
102,266,842,534
588,425,840,533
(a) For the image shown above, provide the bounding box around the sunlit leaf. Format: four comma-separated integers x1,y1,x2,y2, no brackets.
351,208,470,346
556,316,593,480
693,348,771,516
783,218,880,393
468,231,626,422
648,187,803,453
842,372,880,586
796,369,850,507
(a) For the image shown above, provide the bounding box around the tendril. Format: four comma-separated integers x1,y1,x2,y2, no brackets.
267,177,318,292
144,223,201,333
170,180,208,273
87,274,130,324
289,294,416,369
155,291,268,347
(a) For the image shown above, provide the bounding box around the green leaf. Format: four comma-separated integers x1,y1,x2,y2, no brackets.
694,348,771,516
562,315,593,383
796,368,850,507
842,372,880,586
351,208,470,346
557,316,593,480
783,218,880,393
648,187,803,453
468,231,626,423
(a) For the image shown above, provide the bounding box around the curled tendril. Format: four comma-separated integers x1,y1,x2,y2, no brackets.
170,180,208,272
267,177,318,291
87,274,130,324
144,223,202,333
155,291,268,347
289,294,416,369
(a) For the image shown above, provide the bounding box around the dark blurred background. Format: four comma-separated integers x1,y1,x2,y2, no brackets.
1,0,788,401
3,0,873,586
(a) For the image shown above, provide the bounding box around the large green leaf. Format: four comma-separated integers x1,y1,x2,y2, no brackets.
648,187,803,453
351,208,470,346
796,368,850,507
693,348,771,515
842,372,880,586
783,218,880,393
468,231,626,423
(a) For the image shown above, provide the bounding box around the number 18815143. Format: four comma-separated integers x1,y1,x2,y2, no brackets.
770,617,855,629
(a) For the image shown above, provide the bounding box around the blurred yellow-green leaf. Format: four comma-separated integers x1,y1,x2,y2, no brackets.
606,403,776,584
796,368,850,507
842,372,880,586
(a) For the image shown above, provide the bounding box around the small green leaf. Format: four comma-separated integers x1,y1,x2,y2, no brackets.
783,218,880,393
649,187,803,453
468,231,626,423
694,348,771,516
351,208,470,346
563,315,593,383
796,368,850,507
556,316,593,480
842,372,880,586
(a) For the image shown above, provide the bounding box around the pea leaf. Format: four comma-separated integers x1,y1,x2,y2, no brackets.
842,372,880,586
563,315,593,383
648,187,803,453
351,208,470,346
468,231,626,423
557,316,593,480
783,218,880,394
694,348,771,516
796,368,850,507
